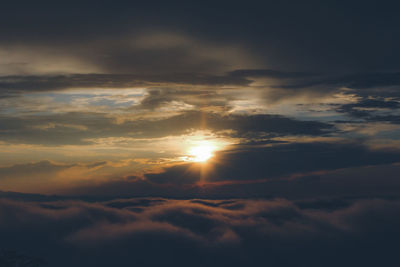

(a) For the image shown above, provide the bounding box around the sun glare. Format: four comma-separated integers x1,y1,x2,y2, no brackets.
180,132,231,163
187,142,216,162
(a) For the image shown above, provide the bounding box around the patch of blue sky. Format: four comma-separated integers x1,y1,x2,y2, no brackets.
89,98,134,107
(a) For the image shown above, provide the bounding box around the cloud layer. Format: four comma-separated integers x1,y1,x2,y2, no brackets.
0,195,399,267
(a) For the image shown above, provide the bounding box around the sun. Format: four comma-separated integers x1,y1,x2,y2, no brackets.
180,132,230,163
187,142,216,162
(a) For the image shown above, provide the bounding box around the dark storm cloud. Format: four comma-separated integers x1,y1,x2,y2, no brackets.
0,196,400,267
205,113,334,137
340,72,400,91
273,72,400,102
0,111,334,145
146,142,400,184
2,1,400,73
131,111,334,140
279,72,400,90
259,71,400,104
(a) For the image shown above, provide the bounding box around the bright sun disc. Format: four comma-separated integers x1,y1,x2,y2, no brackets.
188,143,215,162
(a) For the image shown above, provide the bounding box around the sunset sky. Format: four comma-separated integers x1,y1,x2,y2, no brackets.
1,1,400,266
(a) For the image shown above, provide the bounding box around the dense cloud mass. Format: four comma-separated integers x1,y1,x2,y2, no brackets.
146,142,400,183
0,195,399,267
1,2,400,72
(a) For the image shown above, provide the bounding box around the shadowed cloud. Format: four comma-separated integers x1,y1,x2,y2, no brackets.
146,142,400,183
0,196,399,266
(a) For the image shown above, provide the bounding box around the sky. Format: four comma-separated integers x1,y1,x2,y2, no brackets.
1,1,400,266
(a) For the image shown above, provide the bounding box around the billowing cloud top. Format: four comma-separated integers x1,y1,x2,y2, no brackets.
0,195,400,266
